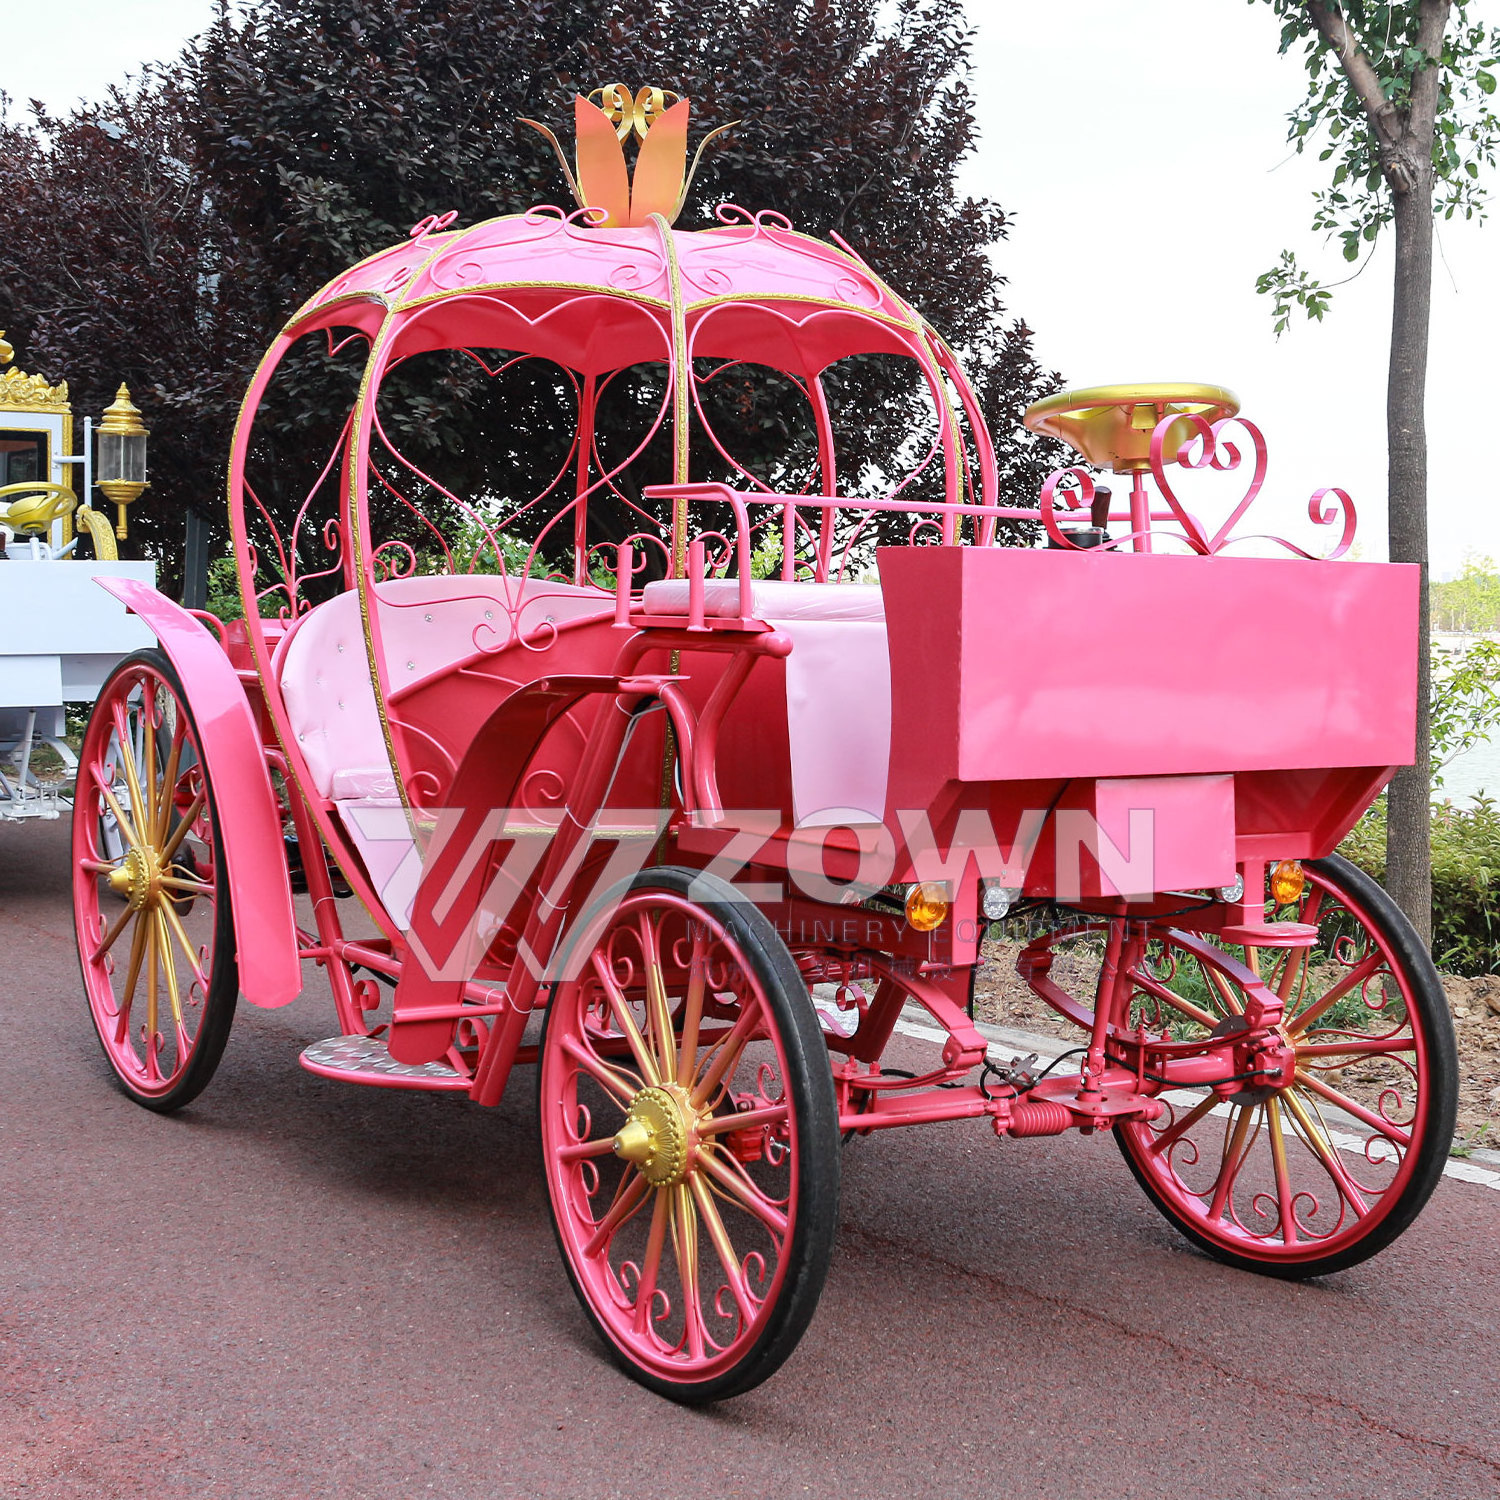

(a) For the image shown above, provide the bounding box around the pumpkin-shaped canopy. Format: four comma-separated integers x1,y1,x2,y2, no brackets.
283,208,935,379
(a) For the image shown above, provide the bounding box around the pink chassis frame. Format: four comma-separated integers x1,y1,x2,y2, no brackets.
109,562,1414,1153
125,204,1415,1160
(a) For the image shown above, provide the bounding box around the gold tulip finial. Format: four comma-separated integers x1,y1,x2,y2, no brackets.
0,332,13,365
520,84,736,229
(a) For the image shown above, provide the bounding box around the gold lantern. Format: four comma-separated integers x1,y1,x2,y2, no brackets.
95,383,149,539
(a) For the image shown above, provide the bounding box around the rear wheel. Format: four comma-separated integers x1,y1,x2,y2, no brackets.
71,650,237,1111
1113,856,1456,1276
538,868,839,1402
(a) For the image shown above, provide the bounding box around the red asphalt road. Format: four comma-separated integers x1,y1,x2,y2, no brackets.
3,814,1498,1500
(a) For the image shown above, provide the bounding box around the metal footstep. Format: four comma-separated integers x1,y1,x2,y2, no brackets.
299,1034,470,1091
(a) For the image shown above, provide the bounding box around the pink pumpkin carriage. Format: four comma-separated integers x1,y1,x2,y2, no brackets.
71,88,1455,1402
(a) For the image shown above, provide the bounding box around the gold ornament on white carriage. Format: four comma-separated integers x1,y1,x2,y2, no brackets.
94,383,150,540
0,335,149,557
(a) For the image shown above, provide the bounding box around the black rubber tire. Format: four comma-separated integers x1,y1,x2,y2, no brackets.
1117,853,1457,1279
538,866,840,1403
73,649,239,1113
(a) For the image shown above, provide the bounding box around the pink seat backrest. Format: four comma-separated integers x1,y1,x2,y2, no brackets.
279,574,613,798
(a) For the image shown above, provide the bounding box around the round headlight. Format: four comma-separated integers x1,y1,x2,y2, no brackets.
981,882,1019,921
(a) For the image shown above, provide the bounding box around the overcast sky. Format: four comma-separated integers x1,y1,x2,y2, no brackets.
3,0,1496,575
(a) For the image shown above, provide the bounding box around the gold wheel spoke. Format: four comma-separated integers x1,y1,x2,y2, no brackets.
158,789,206,866
559,1035,640,1109
110,703,149,846
1274,890,1324,1003
676,930,709,1089
96,779,142,852
81,857,122,877
155,721,184,846
144,916,162,1077
159,875,215,899
1197,956,1243,1016
112,915,150,1045
639,913,676,1084
154,909,189,1045
1294,1068,1412,1149
690,1001,761,1109
697,1147,789,1240
159,898,210,994
670,1183,706,1361
1282,1088,1370,1216
91,903,135,962
1287,952,1382,1036
1265,1096,1298,1245
142,694,158,846
691,1172,757,1327
583,1167,650,1259
1261,947,1289,998
590,954,660,1088
1273,947,1307,1003
632,1188,670,1337
1147,1093,1218,1157
1207,1103,1257,1222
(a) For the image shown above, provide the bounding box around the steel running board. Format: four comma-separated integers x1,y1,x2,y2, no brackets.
299,1034,470,1091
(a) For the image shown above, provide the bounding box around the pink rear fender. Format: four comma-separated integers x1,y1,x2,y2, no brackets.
94,577,303,1009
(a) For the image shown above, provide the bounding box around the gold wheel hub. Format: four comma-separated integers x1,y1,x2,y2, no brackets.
612,1084,697,1187
108,845,163,911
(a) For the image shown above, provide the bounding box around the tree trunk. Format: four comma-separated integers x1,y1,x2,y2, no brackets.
1384,165,1435,948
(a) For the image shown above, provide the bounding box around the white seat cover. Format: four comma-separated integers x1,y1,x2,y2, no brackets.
639,579,891,825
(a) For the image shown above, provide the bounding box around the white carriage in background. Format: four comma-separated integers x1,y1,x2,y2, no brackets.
0,336,155,820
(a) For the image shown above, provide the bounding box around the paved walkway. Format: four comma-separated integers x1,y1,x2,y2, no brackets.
3,817,1498,1499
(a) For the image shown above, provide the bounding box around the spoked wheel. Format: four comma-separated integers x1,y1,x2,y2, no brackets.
72,650,237,1111
1109,856,1456,1277
538,867,839,1403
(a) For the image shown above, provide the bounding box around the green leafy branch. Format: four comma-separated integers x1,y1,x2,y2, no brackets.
1254,0,1500,330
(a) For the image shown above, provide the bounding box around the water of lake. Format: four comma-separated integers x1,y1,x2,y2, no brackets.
1440,731,1499,807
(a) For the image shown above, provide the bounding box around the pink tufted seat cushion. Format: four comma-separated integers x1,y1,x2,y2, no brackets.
278,575,612,801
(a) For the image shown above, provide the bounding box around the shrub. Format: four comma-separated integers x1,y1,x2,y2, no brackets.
1340,795,1500,975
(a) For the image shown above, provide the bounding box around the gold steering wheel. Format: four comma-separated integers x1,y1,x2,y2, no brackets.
1023,383,1239,474
1,480,78,535
0,481,117,558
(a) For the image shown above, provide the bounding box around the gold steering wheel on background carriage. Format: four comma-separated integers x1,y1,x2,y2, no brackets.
0,481,118,558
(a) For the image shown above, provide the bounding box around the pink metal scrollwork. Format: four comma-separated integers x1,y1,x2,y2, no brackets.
1147,414,1356,560
1036,413,1357,559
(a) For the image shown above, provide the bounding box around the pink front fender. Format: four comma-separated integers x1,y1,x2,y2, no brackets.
95,577,303,1009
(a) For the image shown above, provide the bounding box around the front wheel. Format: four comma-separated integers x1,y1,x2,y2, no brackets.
71,650,238,1111
1115,855,1457,1277
538,868,839,1402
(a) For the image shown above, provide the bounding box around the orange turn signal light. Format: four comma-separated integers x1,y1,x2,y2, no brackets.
1269,859,1306,907
904,882,950,932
